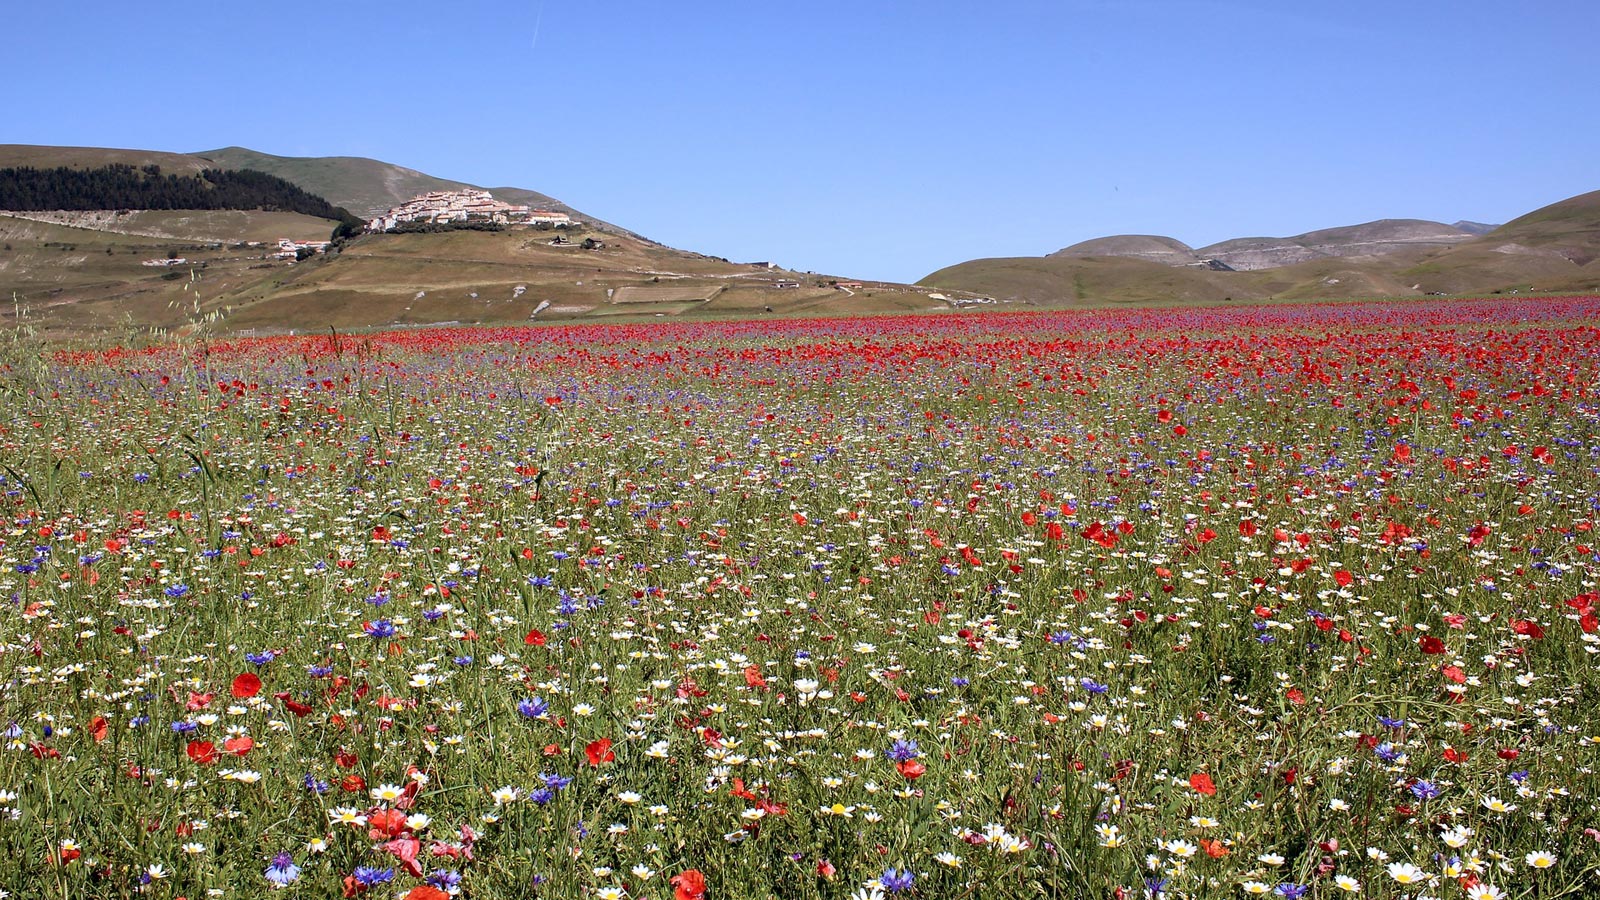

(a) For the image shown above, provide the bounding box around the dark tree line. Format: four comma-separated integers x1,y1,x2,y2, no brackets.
0,164,365,238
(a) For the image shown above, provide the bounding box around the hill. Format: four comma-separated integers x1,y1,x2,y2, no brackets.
1477,189,1600,265
0,144,213,177
195,146,639,238
925,192,1600,303
1196,219,1475,271
0,144,987,334
201,227,961,333
3,215,967,336
922,255,1255,306
0,145,355,247
1049,235,1201,266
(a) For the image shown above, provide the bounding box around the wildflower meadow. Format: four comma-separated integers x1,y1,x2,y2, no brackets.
2,296,1599,900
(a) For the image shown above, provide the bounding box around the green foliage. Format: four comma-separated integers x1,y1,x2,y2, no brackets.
0,164,365,237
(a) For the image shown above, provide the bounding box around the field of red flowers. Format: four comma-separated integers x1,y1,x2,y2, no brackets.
3,295,1599,899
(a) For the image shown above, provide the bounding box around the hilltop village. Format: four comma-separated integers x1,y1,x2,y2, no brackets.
366,189,574,232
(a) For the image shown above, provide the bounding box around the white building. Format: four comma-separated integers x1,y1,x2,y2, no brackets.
367,190,574,231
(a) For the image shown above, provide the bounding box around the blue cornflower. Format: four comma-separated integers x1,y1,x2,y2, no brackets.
426,869,463,891
163,584,189,599
246,650,277,666
264,852,301,887
517,697,549,718
1378,716,1406,729
887,739,920,762
363,620,397,640
1080,678,1109,695
541,773,572,790
1410,780,1441,800
529,788,555,805
881,867,914,893
1274,884,1308,899
351,866,393,887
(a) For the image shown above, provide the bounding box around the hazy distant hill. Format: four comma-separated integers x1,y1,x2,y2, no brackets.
924,191,1600,302
196,147,639,238
1050,235,1203,267
1047,219,1487,272
1198,219,1477,271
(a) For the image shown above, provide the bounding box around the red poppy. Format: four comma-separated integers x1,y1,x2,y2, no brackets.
524,628,547,647
1418,635,1446,654
368,808,409,839
383,836,424,877
186,740,218,765
671,869,708,900
231,672,262,698
222,736,253,756
896,759,926,780
1511,619,1544,640
405,888,449,900
585,738,615,766
1189,772,1217,796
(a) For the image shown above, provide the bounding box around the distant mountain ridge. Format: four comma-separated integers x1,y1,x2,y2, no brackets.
1051,219,1487,272
924,190,1600,302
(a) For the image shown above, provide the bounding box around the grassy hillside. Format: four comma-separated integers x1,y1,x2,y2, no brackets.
921,255,1267,306
1479,190,1600,264
0,209,336,243
1049,235,1199,265
205,229,943,332
0,213,317,333
196,147,637,237
1389,191,1600,293
0,144,213,177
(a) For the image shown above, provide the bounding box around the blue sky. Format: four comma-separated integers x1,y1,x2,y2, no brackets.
9,0,1598,282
